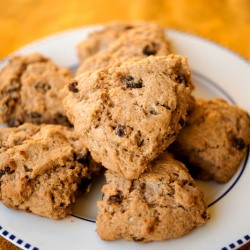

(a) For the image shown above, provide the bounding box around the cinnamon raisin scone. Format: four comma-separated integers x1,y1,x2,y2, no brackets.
76,21,171,74
64,55,194,179
96,153,209,242
77,21,171,62
170,98,250,183
0,123,99,219
0,53,72,127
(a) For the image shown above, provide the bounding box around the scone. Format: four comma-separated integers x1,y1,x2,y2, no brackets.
76,21,171,62
0,123,99,219
76,21,171,74
0,53,72,127
96,153,209,242
170,98,250,183
64,55,194,179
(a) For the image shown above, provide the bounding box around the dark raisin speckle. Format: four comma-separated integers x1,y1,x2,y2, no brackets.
156,102,171,110
116,125,126,137
35,82,51,93
121,76,143,89
0,170,5,178
4,164,11,173
179,117,185,127
176,74,188,87
232,137,246,150
8,79,21,93
29,112,42,119
107,190,123,205
142,42,158,56
137,130,144,147
7,118,22,127
132,237,145,242
149,108,157,115
56,113,72,126
201,211,208,220
68,81,79,93
0,164,14,178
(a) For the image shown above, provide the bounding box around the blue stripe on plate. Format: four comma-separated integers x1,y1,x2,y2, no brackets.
222,234,250,250
0,223,39,250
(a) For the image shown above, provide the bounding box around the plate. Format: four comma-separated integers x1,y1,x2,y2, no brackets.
0,26,250,250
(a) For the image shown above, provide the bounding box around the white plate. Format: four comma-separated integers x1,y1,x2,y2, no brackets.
0,26,250,250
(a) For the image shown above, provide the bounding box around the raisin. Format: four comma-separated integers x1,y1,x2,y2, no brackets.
7,118,22,127
121,76,143,89
176,74,188,86
149,108,157,115
156,102,171,110
179,117,185,127
107,190,123,205
68,81,79,93
8,79,21,93
29,112,42,119
137,130,144,147
59,202,65,207
56,113,72,126
232,137,245,150
0,164,14,178
0,170,5,178
35,82,51,93
142,42,158,56
3,98,16,114
4,164,11,173
181,179,188,186
132,237,145,242
116,125,126,137
201,211,208,220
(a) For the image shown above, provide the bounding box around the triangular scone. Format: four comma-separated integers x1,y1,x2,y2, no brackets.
0,53,72,126
64,55,194,179
171,98,250,183
0,123,100,219
97,153,209,242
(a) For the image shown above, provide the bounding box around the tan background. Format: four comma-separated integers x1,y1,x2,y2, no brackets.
0,0,250,249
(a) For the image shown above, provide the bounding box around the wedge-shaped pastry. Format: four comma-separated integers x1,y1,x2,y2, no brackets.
64,55,194,179
76,21,171,63
0,53,72,126
97,153,209,242
76,22,171,74
171,98,250,183
0,123,100,219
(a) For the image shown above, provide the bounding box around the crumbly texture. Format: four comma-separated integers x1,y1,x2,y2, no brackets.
0,123,98,219
76,22,171,74
96,152,209,242
64,55,193,179
170,98,250,183
76,52,119,75
77,22,171,62
0,53,72,127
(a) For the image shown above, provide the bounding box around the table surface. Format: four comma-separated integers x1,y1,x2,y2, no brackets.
0,0,249,249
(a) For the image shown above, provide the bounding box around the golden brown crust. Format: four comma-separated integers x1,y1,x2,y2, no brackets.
0,53,72,126
0,123,95,219
97,153,209,242
171,98,250,183
64,55,193,179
